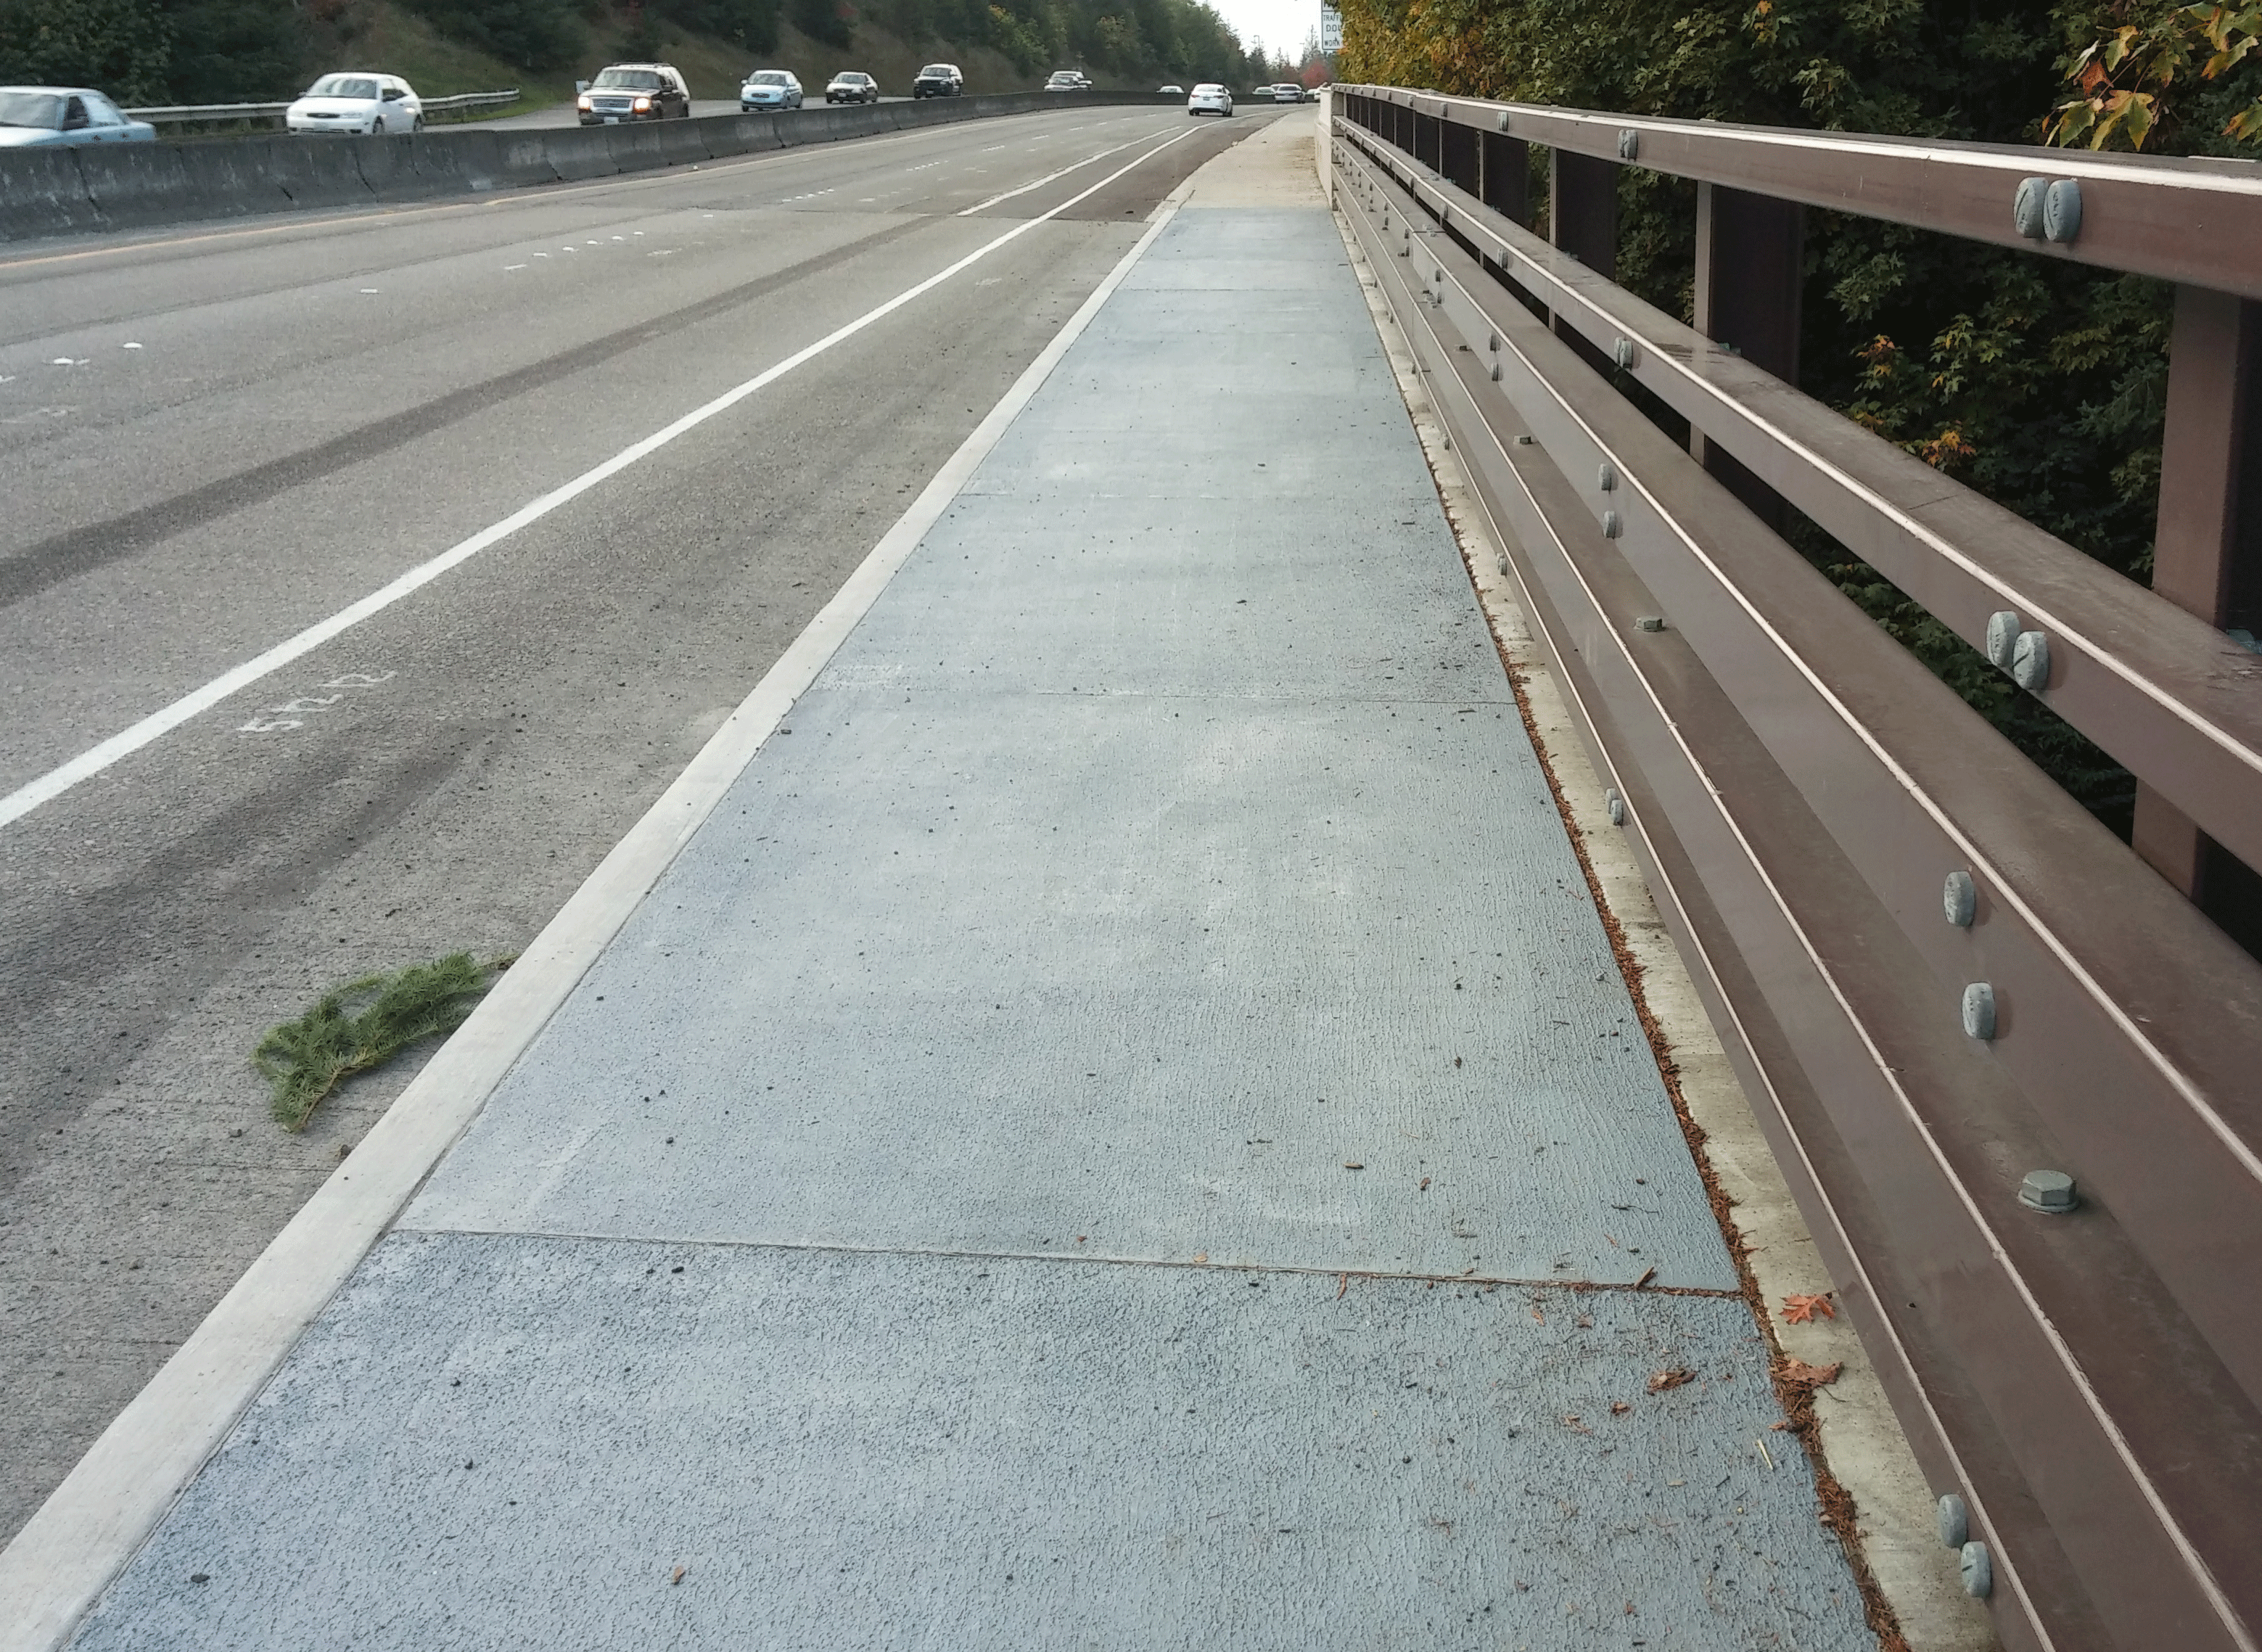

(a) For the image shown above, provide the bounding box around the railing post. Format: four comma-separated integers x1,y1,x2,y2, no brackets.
1693,181,1804,526
2134,286,2262,945
1480,131,1529,225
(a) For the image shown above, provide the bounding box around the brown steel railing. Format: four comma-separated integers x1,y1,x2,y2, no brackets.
1326,85,2262,1652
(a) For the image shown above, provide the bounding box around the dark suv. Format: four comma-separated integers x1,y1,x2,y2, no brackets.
577,63,691,123
912,63,964,98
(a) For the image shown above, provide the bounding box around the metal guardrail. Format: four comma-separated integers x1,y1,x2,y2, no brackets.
1327,85,2262,1652
126,91,519,131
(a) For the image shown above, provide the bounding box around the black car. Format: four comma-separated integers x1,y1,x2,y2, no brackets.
826,71,880,104
912,63,964,98
577,62,691,123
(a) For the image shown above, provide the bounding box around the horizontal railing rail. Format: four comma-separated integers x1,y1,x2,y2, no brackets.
126,91,520,130
1325,88,2262,1652
1343,84,2262,298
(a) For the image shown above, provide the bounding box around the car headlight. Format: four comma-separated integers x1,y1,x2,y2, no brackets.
577,95,591,109
634,96,651,110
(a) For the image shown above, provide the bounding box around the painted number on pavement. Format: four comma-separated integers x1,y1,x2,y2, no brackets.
238,671,396,733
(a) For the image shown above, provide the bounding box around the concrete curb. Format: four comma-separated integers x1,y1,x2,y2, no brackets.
0,94,1184,243
0,178,1191,1652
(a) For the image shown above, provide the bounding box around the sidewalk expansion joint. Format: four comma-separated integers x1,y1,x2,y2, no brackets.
406,1227,1746,1298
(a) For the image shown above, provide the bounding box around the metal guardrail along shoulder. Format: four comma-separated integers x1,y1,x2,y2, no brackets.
1325,89,2262,1652
1339,83,2262,301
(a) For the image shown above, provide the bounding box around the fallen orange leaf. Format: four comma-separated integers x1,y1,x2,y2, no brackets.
1780,1357,1843,1389
1781,1292,1835,1323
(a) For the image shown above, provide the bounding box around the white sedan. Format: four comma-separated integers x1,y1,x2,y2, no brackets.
287,73,422,136
1188,83,1233,117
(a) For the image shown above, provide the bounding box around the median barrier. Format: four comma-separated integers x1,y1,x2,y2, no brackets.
543,126,622,183
70,141,192,231
603,123,670,174
0,147,95,239
273,133,378,210
654,119,711,168
491,131,562,188
171,138,300,218
0,91,1198,240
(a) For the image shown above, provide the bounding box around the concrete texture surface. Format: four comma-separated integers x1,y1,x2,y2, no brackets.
0,105,1270,1548
76,1236,1870,1652
49,122,1875,1648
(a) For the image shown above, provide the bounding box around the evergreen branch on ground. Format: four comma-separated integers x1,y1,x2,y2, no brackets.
254,953,511,1132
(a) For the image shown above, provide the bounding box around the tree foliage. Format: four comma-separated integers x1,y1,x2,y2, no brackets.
0,0,174,104
395,0,585,71
1336,0,2262,827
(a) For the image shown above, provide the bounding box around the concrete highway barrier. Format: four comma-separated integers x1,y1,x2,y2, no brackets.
0,92,1183,242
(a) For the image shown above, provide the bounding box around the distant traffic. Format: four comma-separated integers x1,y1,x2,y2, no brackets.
0,63,1326,144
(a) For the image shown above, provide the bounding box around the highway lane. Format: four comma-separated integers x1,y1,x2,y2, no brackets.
0,102,1287,1545
476,96,914,129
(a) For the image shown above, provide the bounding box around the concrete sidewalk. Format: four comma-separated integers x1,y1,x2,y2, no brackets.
58,118,1876,1650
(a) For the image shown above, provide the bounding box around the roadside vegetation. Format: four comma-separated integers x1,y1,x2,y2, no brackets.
0,0,1297,111
1333,0,2262,833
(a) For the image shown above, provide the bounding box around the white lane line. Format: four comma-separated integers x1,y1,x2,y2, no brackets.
0,125,1201,837
955,132,1153,215
0,182,1193,1652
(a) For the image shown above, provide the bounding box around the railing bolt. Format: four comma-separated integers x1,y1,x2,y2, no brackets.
2019,1170,2079,1214
1617,128,1639,160
1960,982,1996,1041
1959,1541,1993,1598
1497,111,1512,133
2013,176,2048,239
1942,869,1976,928
1515,435,1534,445
1634,615,1664,633
1606,789,1626,825
1496,555,1510,575
1984,609,2021,667
1613,337,1637,369
2044,179,2083,243
2011,630,2050,690
1602,510,1624,538
1597,462,1618,491
1490,361,1502,381
1937,1495,1968,1548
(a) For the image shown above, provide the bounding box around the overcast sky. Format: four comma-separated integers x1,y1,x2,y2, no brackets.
1210,0,1325,64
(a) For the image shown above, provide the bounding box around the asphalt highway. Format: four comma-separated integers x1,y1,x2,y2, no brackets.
0,102,1282,1545
478,95,912,128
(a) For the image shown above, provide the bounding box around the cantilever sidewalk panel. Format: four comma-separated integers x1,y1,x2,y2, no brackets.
60,207,1875,1652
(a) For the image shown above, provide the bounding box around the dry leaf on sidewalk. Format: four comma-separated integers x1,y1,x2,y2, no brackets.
1647,1367,1695,1393
1781,1293,1835,1323
1780,1357,1843,1389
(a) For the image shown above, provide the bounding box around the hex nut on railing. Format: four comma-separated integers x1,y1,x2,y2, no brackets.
2044,178,2084,243
1984,609,2021,667
1634,615,1664,633
1490,361,1502,381
1606,789,1626,825
1961,981,1996,1041
2013,176,2049,239
1937,1494,1969,1548
1960,1541,1993,1599
1597,461,1618,491
1602,510,1623,538
2019,1170,2079,1214
1515,434,1534,445
1613,336,1637,369
1497,110,1512,132
2012,629,2050,690
1943,869,1976,928
1617,128,1640,160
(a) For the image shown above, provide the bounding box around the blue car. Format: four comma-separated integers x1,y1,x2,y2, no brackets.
0,86,156,148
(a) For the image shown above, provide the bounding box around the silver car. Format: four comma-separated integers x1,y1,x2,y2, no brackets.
0,86,155,147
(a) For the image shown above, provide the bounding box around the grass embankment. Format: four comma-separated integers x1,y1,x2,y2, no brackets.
298,1,1056,120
